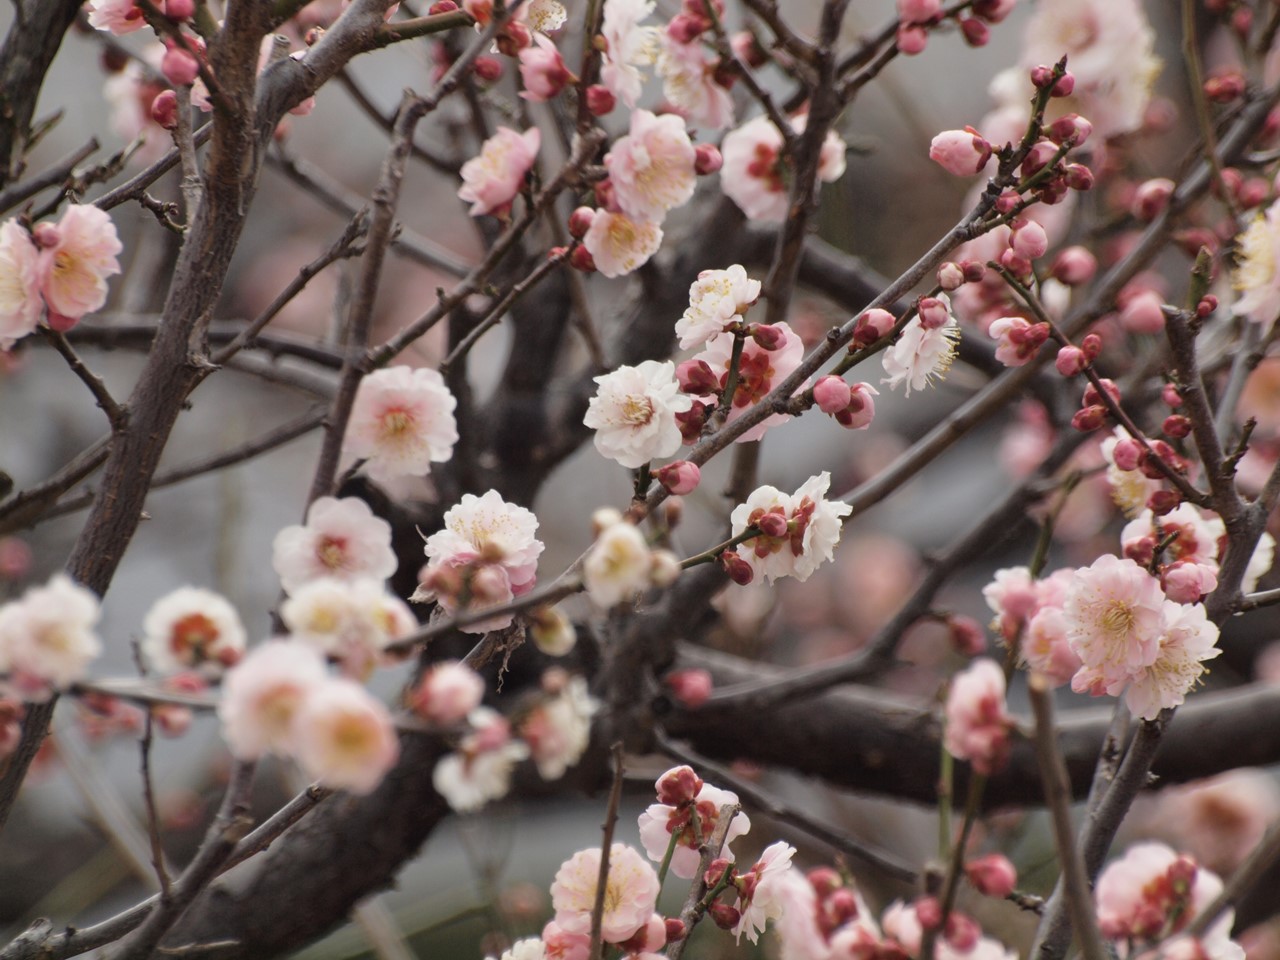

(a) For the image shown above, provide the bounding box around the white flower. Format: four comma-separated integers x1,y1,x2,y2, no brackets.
584,360,692,468
281,577,414,679
0,574,101,696
676,265,762,349
637,781,750,879
524,0,566,33
1124,601,1221,721
0,220,41,350
218,640,328,760
291,677,399,795
489,938,546,960
881,306,960,396
345,366,458,484
582,210,663,278
1235,201,1280,328
729,472,852,583
583,520,652,607
599,0,658,108
423,490,544,593
141,586,247,674
432,707,530,812
520,676,598,780
272,496,398,595
605,109,697,224
734,841,796,944
657,32,734,130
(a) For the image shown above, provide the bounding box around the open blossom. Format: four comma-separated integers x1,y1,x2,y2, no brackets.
733,842,796,943
720,115,846,222
582,519,653,608
141,586,247,675
519,34,573,101
1101,428,1162,516
676,265,762,349
280,577,414,679
410,661,484,726
272,496,397,595
37,205,122,329
585,360,692,468
433,707,529,811
882,300,960,395
218,640,328,760
638,776,750,879
1064,555,1167,692
458,127,541,217
1234,199,1280,327
0,574,102,696
1123,600,1220,720
944,658,1012,775
988,316,1049,366
582,210,663,277
0,220,41,349
605,109,696,224
694,321,805,442
1155,770,1280,876
87,0,145,33
657,32,734,130
292,677,399,795
729,472,852,583
489,938,547,960
551,844,661,943
882,899,1018,960
519,675,597,780
599,0,658,108
345,366,458,484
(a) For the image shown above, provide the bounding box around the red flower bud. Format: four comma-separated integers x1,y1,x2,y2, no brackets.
1071,405,1108,432
665,668,712,708
656,764,703,805
720,550,753,585
585,84,616,116
965,854,1017,898
150,89,179,130
569,245,596,273
694,143,723,175
568,206,595,239
1163,414,1192,439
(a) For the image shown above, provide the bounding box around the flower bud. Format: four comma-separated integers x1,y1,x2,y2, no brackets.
592,507,624,534
585,83,616,116
429,0,460,11
755,512,789,538
0,537,32,581
999,249,1032,278
965,854,1017,897
529,605,576,656
720,549,754,585
1071,404,1108,432
1163,384,1183,407
694,143,723,175
896,22,928,55
569,245,596,272
1050,246,1096,285
948,614,987,656
938,261,965,290
676,358,720,394
667,12,707,43
1081,332,1102,360
1051,71,1075,97
164,0,195,19
1197,295,1219,319
1047,113,1092,147
1124,534,1156,567
1112,437,1143,472
1030,64,1056,89
808,867,842,898
731,30,768,68
946,913,981,952
917,296,950,329
654,460,701,495
929,128,992,176
1237,178,1270,209
1020,140,1058,179
568,206,595,239
649,549,682,587
1163,414,1192,439
961,260,987,283
664,918,687,943
750,323,786,350
1120,290,1166,334
1010,219,1048,259
1148,489,1182,516
915,897,944,930
161,46,200,87
708,902,741,930
595,177,621,213
1083,378,1121,407
1065,163,1095,191
835,383,878,430
1205,72,1246,103
472,56,503,82
853,307,895,345
656,766,703,807
813,375,852,414
959,16,989,46
1131,178,1175,221
150,89,179,130
666,668,712,708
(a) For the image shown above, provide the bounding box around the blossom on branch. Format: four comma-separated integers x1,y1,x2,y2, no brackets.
292,677,399,795
720,114,847,222
272,496,398,595
141,586,247,675
280,577,414,679
86,0,145,34
432,707,530,811
637,772,750,879
599,0,658,108
729,472,851,583
943,658,1012,775
657,32,734,130
605,109,697,224
218,640,328,760
676,264,762,349
1234,199,1280,328
582,210,663,277
345,366,459,484
881,298,960,395
585,360,692,468
0,221,41,349
693,320,805,442
0,574,102,697
35,205,122,331
550,843,661,943
458,126,541,217
1063,554,1166,692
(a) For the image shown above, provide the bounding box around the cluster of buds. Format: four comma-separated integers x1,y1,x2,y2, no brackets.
812,375,878,429
1054,332,1101,377
896,0,1015,56
1212,168,1270,211
666,0,725,45
1107,432,1190,516
159,33,206,88
1071,376,1122,432
912,897,984,953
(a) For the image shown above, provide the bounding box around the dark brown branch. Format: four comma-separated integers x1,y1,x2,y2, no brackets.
0,138,98,215
39,326,127,431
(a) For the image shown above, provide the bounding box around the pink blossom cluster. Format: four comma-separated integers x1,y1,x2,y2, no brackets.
727,472,852,585
0,207,122,349
894,0,1016,57
943,658,1012,775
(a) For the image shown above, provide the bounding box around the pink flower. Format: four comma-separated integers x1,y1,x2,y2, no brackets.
37,205,122,328
1063,555,1166,693
87,0,146,33
599,0,658,108
1024,605,1082,686
432,707,530,811
676,264,762,349
141,586,247,675
584,360,693,468
1123,600,1220,720
0,574,102,697
271,496,397,595
899,0,942,22
581,210,663,277
410,661,484,726
280,578,414,679
605,109,697,224
551,844,661,943
1095,843,1202,942
0,220,41,349
217,640,328,760
733,841,796,943
929,128,992,176
944,659,1011,775
292,677,399,794
881,301,960,395
345,366,458,484
518,675,597,780
720,115,847,222
542,921,590,960
657,32,734,130
519,34,574,101
458,127,541,217
637,776,750,879
729,472,852,583
982,565,1040,641
988,316,1050,366
693,321,805,442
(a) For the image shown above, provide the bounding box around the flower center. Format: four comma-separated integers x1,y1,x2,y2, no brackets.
620,395,654,426
171,613,218,659
1100,600,1135,637
317,535,348,571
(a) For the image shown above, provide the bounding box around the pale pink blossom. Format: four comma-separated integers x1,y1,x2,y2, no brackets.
1122,505,1222,569
720,115,845,222
1123,600,1220,720
217,640,328,760
599,0,658,108
345,366,458,484
988,316,1049,366
410,661,484,726
518,675,597,780
458,127,541,217
982,565,1040,641
432,707,530,811
1235,199,1280,328
944,658,1012,775
881,303,961,396
292,677,399,794
582,519,652,608
272,496,397,595
1063,555,1167,693
280,578,414,678
0,220,41,349
637,778,750,879
37,205,122,328
530,605,577,655
519,34,573,101
551,844,661,943
542,921,589,960
729,472,852,583
882,900,1017,960
733,841,796,943
1024,606,1082,686
141,586,247,675
584,360,692,468
524,0,568,34
676,264,762,349
694,321,805,442
581,210,663,277
87,0,146,33
657,32,734,130
605,109,697,224
0,574,102,697
1155,770,1280,877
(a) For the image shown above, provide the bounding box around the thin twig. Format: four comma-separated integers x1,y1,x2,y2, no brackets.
0,138,98,214
588,743,625,960
39,326,127,430
139,714,173,897
666,802,741,960
1185,819,1280,938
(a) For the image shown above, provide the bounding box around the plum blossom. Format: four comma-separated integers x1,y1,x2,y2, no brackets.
881,302,960,395
518,675,597,780
409,661,484,726
345,366,458,484
657,32,734,130
599,0,658,108
732,841,796,943
551,844,661,943
582,210,663,277
488,938,546,960
141,586,247,675
1101,427,1163,516
637,774,750,879
217,640,328,760
729,472,852,583
524,0,568,33
1234,199,1280,328
87,0,146,34
0,220,41,349
519,34,574,102
988,316,1049,366
929,128,992,176
605,109,696,224
676,264,762,349
0,574,102,697
1063,555,1167,692
694,321,805,442
280,577,414,678
1123,600,1220,720
36,205,122,329
458,127,541,217
582,519,653,608
1154,770,1280,876
271,496,397,595
291,677,399,795
944,658,1012,775
432,707,530,811
720,115,846,222
584,360,692,468
882,899,1018,960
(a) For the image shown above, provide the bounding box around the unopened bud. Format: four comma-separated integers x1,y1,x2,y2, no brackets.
1083,378,1121,407
1051,71,1075,97
656,764,703,805
1163,384,1183,407
150,89,179,130
585,83,616,116
1205,72,1246,103
694,143,723,175
1163,414,1192,439
664,918,687,943
808,867,842,898
731,30,768,68
161,46,200,86
915,897,944,930
917,296,950,329
853,307,895,345
568,206,595,239
429,0,460,11
965,854,1017,898
708,902,741,930
961,260,987,283
1112,437,1143,472
938,261,965,290
676,358,720,394
1197,295,1219,319
1050,246,1097,285
948,614,987,656
1071,404,1108,432
814,375,852,414
472,56,502,81
666,668,712,708
1131,178,1175,221
720,549,754,585
1048,113,1092,147
654,460,701,495
946,913,981,953
750,323,786,350
755,512,789,538
1010,219,1048,259
164,0,195,19
1065,163,1095,191
1081,332,1102,360
569,245,596,272
1148,489,1182,516
959,16,989,46
530,605,576,656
